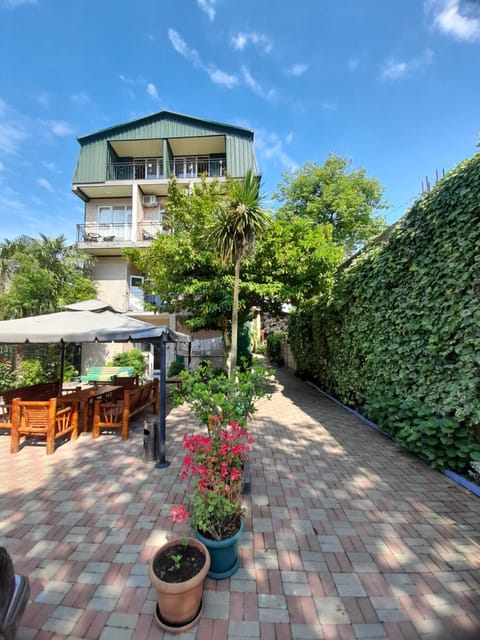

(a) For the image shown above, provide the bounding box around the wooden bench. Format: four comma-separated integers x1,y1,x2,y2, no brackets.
92,379,159,440
80,366,135,383
0,381,62,435
10,397,78,455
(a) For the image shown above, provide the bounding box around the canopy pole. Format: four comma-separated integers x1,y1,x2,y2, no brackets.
155,333,170,469
59,341,66,391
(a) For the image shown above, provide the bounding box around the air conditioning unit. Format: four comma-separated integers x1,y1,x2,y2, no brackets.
142,195,157,207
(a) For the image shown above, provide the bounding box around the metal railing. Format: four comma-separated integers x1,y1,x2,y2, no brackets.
106,157,226,181
77,223,168,244
77,223,132,243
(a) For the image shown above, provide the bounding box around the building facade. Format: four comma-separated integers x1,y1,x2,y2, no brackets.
72,110,259,373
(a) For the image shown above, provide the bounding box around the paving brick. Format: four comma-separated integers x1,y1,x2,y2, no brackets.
2,369,480,640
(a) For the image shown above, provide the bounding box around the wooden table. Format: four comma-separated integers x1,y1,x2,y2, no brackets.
62,385,123,433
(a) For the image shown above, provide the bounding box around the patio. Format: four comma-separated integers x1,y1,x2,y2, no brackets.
1,366,479,640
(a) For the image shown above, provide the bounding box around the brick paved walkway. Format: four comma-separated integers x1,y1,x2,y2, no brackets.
1,366,479,639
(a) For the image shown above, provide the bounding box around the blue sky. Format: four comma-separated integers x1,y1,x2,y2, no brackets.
0,0,479,243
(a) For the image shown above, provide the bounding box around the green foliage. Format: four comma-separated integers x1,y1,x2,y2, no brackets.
274,154,388,252
289,153,480,472
0,358,16,390
173,360,272,427
167,360,185,377
17,359,48,386
0,234,96,319
110,348,145,377
62,363,79,383
266,331,287,366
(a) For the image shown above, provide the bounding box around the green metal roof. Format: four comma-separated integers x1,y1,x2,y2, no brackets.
77,110,254,143
73,110,258,184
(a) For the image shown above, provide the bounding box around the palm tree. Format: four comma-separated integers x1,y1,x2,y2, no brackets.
209,170,271,377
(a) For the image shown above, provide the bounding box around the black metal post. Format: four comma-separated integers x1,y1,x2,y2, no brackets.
155,333,170,469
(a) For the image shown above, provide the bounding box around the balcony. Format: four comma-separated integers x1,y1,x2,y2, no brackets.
106,157,226,181
77,222,166,244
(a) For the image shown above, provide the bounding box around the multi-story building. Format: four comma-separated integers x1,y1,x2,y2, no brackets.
72,110,259,373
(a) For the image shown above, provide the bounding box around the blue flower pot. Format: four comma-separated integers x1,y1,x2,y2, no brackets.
195,520,244,579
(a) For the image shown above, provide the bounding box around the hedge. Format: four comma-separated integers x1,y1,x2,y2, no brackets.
289,153,480,471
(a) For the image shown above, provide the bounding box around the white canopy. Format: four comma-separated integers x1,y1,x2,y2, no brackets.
0,305,190,345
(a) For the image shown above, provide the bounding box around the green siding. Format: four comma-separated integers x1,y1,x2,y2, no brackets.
73,110,258,184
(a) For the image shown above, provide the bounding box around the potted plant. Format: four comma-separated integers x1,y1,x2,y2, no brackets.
148,507,210,634
176,415,254,579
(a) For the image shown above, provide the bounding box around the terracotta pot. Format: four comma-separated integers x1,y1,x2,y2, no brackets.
195,519,244,579
148,537,210,634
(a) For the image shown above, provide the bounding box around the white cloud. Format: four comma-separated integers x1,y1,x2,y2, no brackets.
380,48,434,80
208,68,238,89
286,132,293,144
425,0,480,42
241,66,276,100
255,129,298,172
168,29,238,89
168,29,202,67
286,63,309,77
0,0,36,8
43,161,59,172
147,82,161,101
0,101,29,154
37,177,54,192
46,120,74,136
231,31,272,54
381,60,408,80
197,0,215,21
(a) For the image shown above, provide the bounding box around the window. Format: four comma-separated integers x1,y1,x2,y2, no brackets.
97,205,132,241
134,158,163,179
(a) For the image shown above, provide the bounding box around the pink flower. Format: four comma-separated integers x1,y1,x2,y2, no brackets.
171,504,190,524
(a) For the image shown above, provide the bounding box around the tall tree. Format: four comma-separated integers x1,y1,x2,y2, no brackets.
274,154,388,253
0,235,96,319
209,171,271,376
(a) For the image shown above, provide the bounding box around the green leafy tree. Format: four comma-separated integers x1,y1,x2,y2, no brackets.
247,217,344,313
0,234,96,319
274,154,388,253
209,170,271,376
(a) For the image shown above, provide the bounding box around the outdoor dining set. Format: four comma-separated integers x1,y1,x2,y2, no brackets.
0,373,159,455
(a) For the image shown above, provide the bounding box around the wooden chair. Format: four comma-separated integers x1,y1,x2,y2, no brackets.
10,398,78,455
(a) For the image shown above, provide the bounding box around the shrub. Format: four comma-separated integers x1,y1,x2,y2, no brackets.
17,359,47,386
110,348,145,377
173,359,272,428
0,359,16,390
168,360,186,377
289,153,480,472
266,331,287,366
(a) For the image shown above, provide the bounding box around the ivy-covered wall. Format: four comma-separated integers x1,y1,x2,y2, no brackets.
289,153,480,471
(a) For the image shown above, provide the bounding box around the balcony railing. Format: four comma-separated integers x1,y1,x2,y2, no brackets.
77,223,167,244
77,223,132,243
106,157,226,181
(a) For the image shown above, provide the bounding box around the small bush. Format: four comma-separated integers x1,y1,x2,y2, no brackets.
167,360,185,377
18,359,47,386
111,348,145,377
266,331,287,366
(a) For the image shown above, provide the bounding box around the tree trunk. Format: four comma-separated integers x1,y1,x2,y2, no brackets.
229,258,241,378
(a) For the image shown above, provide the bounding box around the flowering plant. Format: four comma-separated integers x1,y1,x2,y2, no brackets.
175,415,254,541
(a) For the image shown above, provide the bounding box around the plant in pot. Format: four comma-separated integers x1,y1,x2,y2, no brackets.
177,415,254,579
148,506,210,634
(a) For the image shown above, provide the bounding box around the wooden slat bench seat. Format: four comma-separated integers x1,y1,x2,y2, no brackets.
80,366,135,383
92,379,159,440
0,381,62,436
10,397,78,455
